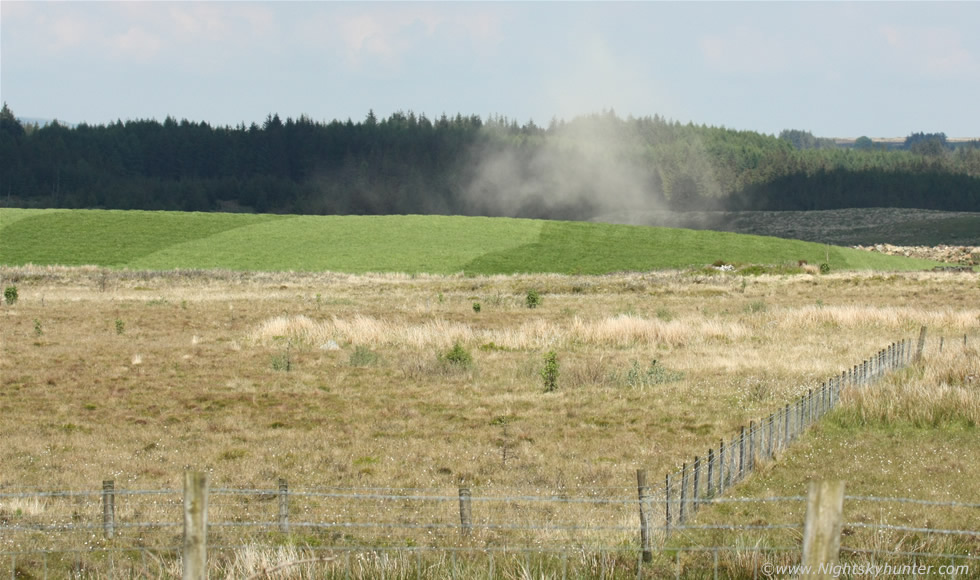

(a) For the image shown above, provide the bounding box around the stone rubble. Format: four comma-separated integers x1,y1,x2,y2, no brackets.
852,244,980,266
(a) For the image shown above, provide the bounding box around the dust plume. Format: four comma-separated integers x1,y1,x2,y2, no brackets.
461,112,723,225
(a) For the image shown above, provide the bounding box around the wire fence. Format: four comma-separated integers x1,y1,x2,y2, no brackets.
658,331,923,537
3,329,978,578
2,488,978,578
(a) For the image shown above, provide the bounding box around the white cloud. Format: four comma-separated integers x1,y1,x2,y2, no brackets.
879,25,977,78
168,4,232,39
109,26,162,61
295,4,506,72
49,15,91,51
699,26,790,75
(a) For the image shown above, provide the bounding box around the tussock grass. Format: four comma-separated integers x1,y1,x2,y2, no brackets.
249,313,746,352
835,347,979,428
780,304,980,331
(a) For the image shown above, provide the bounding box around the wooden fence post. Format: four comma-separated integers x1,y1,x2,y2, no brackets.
766,413,776,459
692,456,701,515
783,404,790,449
182,471,208,580
916,326,928,361
102,480,115,540
278,478,289,534
738,427,746,481
802,480,845,579
636,470,652,563
679,463,688,524
664,473,672,539
717,440,725,493
799,398,805,434
458,487,472,539
748,422,755,472
707,448,715,497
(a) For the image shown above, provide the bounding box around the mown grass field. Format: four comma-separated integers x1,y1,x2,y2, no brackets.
1,261,977,577
0,208,945,274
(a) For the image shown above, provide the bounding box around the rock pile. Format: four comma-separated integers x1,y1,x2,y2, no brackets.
852,244,980,265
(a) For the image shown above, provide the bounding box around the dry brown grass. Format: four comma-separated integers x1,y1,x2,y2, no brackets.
837,345,979,428
1,266,977,576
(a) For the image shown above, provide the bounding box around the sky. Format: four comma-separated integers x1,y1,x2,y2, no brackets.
2,1,979,138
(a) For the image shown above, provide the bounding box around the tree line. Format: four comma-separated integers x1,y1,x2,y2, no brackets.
1,103,978,217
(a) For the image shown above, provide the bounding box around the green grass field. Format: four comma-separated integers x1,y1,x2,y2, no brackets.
0,208,943,274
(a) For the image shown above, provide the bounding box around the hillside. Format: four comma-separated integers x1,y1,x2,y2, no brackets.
0,209,943,274
1,108,978,222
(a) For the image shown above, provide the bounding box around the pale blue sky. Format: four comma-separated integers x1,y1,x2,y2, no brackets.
2,1,978,138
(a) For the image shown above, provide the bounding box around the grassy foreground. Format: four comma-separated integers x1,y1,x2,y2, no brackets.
1,264,977,577
0,208,943,274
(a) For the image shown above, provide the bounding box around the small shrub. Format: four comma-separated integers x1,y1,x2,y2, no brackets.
442,342,473,367
526,289,541,309
3,285,18,305
541,351,559,392
819,263,831,274
33,319,43,337
114,319,125,335
744,300,767,314
472,302,481,313
349,345,379,367
479,341,509,352
624,359,683,388
270,353,291,372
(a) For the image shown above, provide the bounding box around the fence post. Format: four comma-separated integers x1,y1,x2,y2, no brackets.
748,422,755,472
665,473,672,539
636,470,652,563
783,404,790,449
738,427,746,481
278,478,289,534
808,389,814,425
717,440,725,493
458,487,473,539
798,396,804,432
729,437,737,487
679,463,688,524
102,480,115,540
767,414,774,459
916,326,928,361
802,480,845,579
692,456,701,514
707,448,715,497
182,471,208,580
